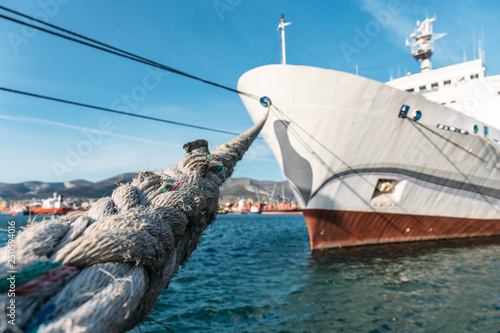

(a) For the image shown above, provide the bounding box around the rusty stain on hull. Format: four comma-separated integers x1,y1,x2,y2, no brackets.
303,209,500,251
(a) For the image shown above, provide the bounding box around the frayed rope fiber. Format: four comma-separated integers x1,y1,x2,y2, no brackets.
0,110,268,332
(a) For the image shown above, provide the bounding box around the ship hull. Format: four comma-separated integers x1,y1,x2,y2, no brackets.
238,64,500,250
30,207,69,215
304,209,500,250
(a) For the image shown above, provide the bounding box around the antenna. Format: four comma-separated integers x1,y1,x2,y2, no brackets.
473,31,477,59
277,14,292,64
478,38,482,63
481,25,485,64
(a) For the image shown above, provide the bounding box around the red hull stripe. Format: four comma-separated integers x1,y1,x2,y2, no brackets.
303,209,500,250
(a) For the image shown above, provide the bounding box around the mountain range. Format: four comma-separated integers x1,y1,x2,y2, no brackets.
0,173,294,203
0,173,137,201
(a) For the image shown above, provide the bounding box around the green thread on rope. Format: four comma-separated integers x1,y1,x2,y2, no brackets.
0,261,61,292
207,153,212,161
161,184,173,193
212,165,222,173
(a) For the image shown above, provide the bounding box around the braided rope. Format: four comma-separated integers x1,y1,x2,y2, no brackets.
0,110,268,332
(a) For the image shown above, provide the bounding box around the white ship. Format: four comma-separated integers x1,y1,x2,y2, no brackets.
238,16,500,251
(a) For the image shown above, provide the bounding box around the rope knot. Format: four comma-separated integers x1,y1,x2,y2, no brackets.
183,139,209,154
181,139,211,177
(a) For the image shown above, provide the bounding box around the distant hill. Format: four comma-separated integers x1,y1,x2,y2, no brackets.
0,173,138,200
57,173,139,199
220,178,295,203
0,174,293,203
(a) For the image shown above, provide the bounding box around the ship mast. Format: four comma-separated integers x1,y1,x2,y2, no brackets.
277,14,291,64
406,17,446,72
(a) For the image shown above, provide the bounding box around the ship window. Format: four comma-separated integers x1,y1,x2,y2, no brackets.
406,88,414,93
431,82,439,89
436,124,469,135
419,85,427,91
470,74,479,79
444,80,451,86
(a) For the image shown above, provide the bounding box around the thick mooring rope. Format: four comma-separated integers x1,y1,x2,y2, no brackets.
0,110,268,332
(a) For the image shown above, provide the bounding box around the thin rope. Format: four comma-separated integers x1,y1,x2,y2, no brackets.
0,5,146,63
406,118,500,215
259,43,281,66
0,10,260,100
0,86,242,136
269,104,418,231
408,117,500,170
287,39,412,74
287,41,337,70
270,103,500,222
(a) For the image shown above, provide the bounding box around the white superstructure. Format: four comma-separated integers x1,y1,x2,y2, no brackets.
41,192,64,209
388,19,500,130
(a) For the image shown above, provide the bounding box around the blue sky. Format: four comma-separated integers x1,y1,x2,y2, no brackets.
1,0,499,184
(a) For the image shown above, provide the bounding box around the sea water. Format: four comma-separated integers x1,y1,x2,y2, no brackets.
1,215,499,332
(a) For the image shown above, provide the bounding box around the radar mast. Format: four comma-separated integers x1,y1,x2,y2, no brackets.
406,17,446,72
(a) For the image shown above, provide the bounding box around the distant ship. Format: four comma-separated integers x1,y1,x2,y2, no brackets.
29,192,70,215
221,200,300,214
0,202,29,216
258,202,302,215
238,16,500,250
